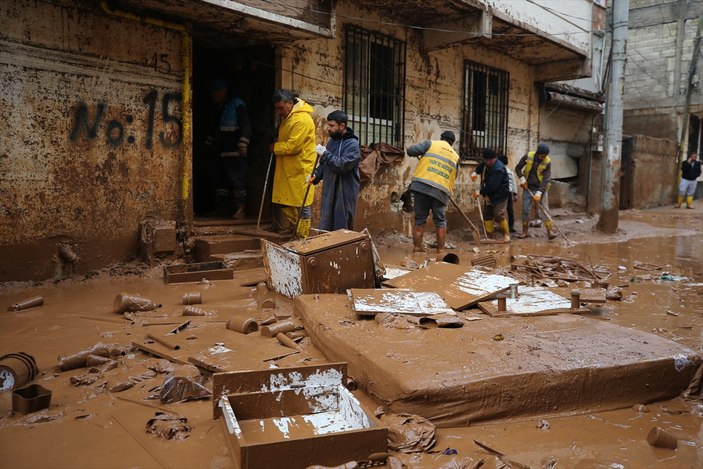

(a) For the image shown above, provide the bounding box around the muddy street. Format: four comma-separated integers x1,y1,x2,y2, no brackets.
1,207,701,469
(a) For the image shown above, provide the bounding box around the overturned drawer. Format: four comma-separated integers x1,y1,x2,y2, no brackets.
214,363,387,469
163,261,233,283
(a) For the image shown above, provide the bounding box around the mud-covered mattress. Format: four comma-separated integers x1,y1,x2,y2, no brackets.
295,294,701,427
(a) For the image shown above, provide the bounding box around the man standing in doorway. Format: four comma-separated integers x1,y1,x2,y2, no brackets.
310,110,361,231
676,151,701,209
472,149,511,242
515,142,556,240
205,79,251,219
271,89,317,238
407,130,460,254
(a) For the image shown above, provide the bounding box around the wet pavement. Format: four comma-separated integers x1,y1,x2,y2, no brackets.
0,207,701,468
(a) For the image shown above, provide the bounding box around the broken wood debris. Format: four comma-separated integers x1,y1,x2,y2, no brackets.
510,255,610,284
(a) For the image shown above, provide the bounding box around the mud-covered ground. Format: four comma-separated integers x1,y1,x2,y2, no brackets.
0,207,701,468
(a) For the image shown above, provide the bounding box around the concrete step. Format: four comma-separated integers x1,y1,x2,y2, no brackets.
191,235,262,262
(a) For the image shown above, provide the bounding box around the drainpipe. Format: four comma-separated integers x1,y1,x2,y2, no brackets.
99,1,193,225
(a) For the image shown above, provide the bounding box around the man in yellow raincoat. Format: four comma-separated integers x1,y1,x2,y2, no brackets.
271,89,317,238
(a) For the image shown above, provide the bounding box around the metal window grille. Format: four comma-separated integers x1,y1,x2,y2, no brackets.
460,60,509,160
344,25,406,147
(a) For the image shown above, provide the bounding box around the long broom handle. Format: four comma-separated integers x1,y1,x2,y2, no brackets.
525,188,570,242
256,152,274,232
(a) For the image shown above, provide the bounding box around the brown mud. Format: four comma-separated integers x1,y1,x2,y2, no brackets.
0,207,701,468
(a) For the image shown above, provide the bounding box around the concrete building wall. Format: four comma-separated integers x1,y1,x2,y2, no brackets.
1,0,590,281
278,2,539,233
623,0,703,142
0,0,186,280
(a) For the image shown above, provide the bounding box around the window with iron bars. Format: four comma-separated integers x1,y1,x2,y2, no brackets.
344,25,406,147
460,60,509,160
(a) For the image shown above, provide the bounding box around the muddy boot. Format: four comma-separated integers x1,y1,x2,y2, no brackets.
483,220,494,240
517,221,529,239
231,190,247,219
545,220,557,240
675,195,682,208
686,196,694,209
413,225,426,252
435,227,446,253
499,219,511,243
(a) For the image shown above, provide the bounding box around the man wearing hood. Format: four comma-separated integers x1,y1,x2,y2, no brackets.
310,110,361,231
271,89,317,238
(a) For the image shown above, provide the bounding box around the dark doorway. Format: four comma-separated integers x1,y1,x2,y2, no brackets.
192,44,276,223
619,136,633,209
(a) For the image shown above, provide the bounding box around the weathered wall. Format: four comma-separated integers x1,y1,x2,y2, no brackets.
0,0,185,281
623,0,703,142
279,1,540,234
629,135,678,209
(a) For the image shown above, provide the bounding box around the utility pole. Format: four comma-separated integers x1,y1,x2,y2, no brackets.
678,16,703,166
598,0,629,234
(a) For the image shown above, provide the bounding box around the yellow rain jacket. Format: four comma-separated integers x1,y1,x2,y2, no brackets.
272,99,317,207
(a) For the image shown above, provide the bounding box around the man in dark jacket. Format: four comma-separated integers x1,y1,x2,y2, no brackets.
676,151,701,209
473,149,511,242
311,110,361,231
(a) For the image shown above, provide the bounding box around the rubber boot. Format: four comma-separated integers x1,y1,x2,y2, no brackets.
295,217,311,239
435,227,446,253
499,219,510,243
675,195,682,208
413,225,426,252
686,196,694,209
517,221,529,239
545,220,557,240
484,220,494,239
231,190,247,219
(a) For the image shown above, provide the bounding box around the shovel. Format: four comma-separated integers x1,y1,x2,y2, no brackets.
525,188,570,243
448,195,481,246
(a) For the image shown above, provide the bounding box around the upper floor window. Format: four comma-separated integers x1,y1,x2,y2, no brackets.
461,60,509,160
344,25,406,147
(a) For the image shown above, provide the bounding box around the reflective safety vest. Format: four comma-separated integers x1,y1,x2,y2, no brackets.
412,140,460,195
523,151,551,184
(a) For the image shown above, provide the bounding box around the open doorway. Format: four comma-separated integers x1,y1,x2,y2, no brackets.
192,44,276,223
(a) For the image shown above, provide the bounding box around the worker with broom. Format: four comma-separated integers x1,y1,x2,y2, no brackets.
471,149,511,242
270,89,317,238
515,142,556,240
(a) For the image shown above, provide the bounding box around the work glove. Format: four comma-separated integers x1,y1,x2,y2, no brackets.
471,190,481,199
470,172,478,182
533,191,542,203
519,176,528,190
306,174,315,185
315,144,327,156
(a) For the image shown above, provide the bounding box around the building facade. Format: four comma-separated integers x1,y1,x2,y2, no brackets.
0,0,594,281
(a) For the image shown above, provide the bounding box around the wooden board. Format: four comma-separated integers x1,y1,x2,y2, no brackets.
478,286,589,317
383,262,516,310
349,288,455,317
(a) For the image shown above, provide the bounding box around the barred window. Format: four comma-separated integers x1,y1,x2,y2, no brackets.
461,60,509,160
344,25,406,147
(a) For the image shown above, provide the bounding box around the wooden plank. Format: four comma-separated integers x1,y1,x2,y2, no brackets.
349,289,455,317
226,385,341,420
383,262,515,310
478,286,589,317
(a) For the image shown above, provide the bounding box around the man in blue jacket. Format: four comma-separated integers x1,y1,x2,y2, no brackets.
311,110,361,231
473,148,511,242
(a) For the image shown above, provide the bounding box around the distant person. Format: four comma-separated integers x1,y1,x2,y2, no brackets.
271,89,317,238
204,79,251,218
471,149,511,242
406,130,460,253
310,110,361,231
676,151,701,209
515,142,556,240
